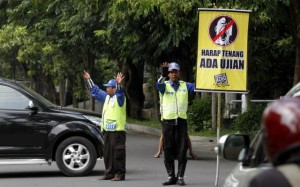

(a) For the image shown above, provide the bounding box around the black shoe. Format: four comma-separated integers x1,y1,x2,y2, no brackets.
100,175,113,180
177,177,185,186
111,176,125,181
162,177,177,186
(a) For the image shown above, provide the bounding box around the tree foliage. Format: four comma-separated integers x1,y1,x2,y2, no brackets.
0,0,299,120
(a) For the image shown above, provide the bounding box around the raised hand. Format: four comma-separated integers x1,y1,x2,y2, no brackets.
82,70,94,89
115,72,125,84
161,62,169,77
83,70,90,79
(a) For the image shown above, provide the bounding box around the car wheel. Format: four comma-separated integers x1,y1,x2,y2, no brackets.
55,136,97,176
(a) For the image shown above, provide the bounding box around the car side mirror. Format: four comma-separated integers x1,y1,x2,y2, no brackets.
216,134,250,161
27,100,38,115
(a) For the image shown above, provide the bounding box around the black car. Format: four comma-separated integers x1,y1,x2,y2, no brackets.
0,77,103,176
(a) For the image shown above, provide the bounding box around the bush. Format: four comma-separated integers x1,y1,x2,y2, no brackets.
187,96,212,132
232,103,267,138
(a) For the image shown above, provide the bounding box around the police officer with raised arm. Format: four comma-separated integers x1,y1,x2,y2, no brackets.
83,70,126,181
156,62,195,186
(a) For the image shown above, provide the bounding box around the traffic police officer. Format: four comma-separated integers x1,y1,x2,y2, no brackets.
156,62,195,186
83,71,126,181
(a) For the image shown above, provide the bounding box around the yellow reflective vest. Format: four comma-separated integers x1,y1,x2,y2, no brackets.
162,81,188,120
102,95,126,131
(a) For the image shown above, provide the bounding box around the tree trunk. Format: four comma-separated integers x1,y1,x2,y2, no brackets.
82,49,95,111
69,78,79,108
59,79,66,106
72,84,79,108
32,74,57,104
293,42,300,85
88,54,95,111
123,60,145,120
289,0,300,85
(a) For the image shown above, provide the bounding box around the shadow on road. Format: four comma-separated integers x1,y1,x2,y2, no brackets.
0,170,105,178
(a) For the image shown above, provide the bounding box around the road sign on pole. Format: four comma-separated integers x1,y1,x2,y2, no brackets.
196,8,251,93
196,8,251,186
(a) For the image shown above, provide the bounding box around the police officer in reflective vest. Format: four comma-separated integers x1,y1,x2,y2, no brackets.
156,62,195,186
83,71,126,181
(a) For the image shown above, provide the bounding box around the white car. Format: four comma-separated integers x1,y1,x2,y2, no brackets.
218,131,271,187
217,81,300,187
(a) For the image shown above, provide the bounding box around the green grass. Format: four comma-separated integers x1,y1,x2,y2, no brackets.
127,117,235,137
127,117,162,129
189,128,237,137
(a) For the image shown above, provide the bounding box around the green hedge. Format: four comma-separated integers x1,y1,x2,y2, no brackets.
187,96,212,132
232,103,267,138
187,96,269,137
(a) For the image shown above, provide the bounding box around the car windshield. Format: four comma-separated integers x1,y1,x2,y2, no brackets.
284,82,300,97
15,81,59,108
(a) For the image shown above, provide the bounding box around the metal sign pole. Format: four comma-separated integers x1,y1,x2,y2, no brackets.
215,92,222,186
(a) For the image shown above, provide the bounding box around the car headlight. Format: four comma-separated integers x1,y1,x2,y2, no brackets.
83,115,102,127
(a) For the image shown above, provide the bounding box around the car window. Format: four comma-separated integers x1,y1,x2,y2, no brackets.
0,85,30,110
15,81,58,108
